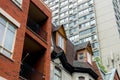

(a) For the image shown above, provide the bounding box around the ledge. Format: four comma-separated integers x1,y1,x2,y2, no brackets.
0,52,15,62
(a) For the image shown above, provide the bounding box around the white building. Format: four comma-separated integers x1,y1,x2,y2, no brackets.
94,0,120,75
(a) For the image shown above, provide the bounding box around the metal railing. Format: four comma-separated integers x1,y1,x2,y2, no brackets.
27,18,47,42
20,63,45,80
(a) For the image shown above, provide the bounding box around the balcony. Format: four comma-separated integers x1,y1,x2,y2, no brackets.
27,2,48,42
19,36,46,80
27,18,47,42
20,63,45,80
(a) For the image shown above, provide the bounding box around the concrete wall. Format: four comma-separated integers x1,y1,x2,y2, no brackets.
94,0,120,75
72,72,95,80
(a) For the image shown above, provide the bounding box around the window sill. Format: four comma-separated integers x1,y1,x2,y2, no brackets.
11,1,23,11
0,52,14,62
0,76,7,80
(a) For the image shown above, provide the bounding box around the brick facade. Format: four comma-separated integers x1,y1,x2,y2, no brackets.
0,0,52,80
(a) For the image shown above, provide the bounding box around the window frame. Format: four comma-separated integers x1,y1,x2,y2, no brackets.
0,15,17,58
79,76,85,80
12,0,23,8
78,53,84,60
58,33,64,50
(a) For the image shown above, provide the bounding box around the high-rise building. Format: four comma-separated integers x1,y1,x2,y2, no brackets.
43,0,120,75
94,0,120,75
43,0,100,58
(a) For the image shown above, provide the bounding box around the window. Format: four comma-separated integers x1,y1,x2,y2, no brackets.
79,53,84,60
0,15,16,58
60,19,64,24
89,0,93,4
84,9,89,13
70,28,78,33
60,6,68,11
74,34,79,39
60,1,68,6
54,67,61,80
93,51,99,57
69,22,74,27
58,34,64,50
90,20,96,25
60,17,68,24
79,17,84,21
87,52,92,64
69,10,73,14
85,22,90,26
66,30,69,35
74,41,79,45
92,35,97,40
60,13,64,17
92,42,98,48
79,11,84,15
79,29,91,35
79,76,85,80
64,24,69,29
12,0,23,7
84,37,91,42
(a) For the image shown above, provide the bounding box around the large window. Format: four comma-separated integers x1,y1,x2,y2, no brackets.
58,34,64,50
54,67,61,80
0,15,16,58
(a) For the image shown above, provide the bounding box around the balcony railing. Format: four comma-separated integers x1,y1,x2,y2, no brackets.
20,63,45,80
27,18,47,42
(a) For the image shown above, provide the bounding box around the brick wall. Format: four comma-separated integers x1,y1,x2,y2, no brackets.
0,0,29,79
0,0,52,80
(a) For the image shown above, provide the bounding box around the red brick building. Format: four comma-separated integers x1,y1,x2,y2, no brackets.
0,0,52,80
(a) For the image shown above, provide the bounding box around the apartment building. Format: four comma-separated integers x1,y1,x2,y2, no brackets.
43,0,100,58
0,0,52,80
43,0,120,75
